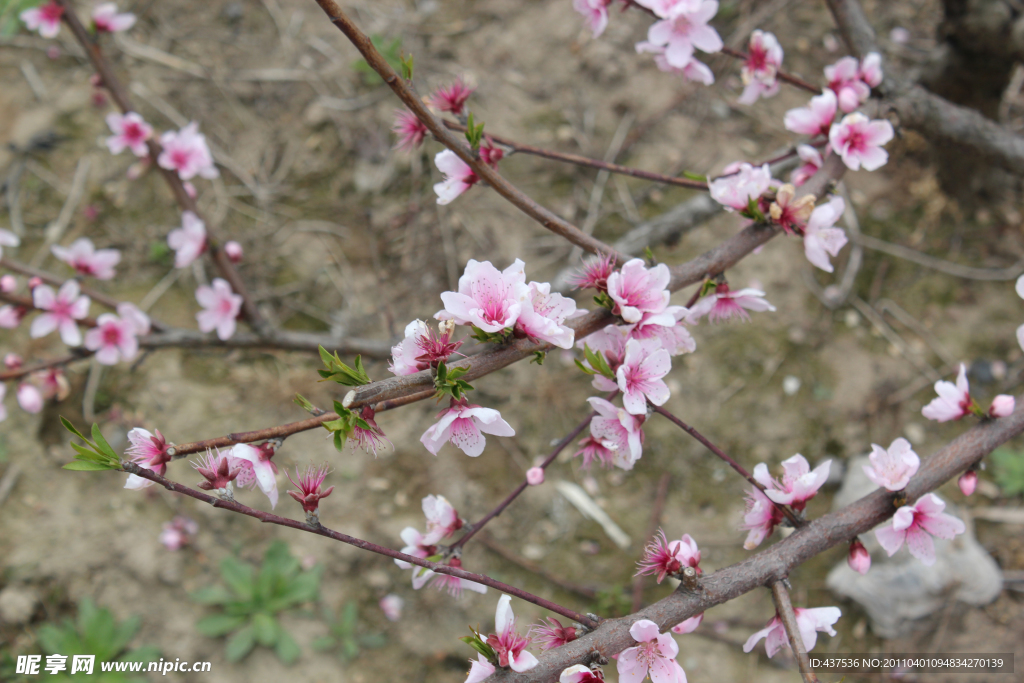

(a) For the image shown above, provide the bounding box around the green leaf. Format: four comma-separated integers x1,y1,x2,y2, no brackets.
225,624,256,662
121,645,161,663
459,634,496,660
681,170,707,182
191,586,234,605
196,614,247,637
311,635,336,651
400,53,414,80
60,416,89,442
275,629,301,664
220,556,255,601
531,351,546,365
341,637,359,660
340,601,358,632
252,614,278,647
91,423,118,462
643,246,656,265
575,359,596,376
317,346,372,386
293,393,316,414
63,460,118,471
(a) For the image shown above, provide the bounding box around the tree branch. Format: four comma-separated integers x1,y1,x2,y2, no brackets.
771,580,821,683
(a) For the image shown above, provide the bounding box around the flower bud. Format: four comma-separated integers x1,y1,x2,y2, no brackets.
0,275,16,293
958,470,977,497
224,241,243,263
28,277,43,290
526,466,545,486
847,538,871,575
17,383,43,413
988,395,1015,418
379,594,404,622
4,353,22,370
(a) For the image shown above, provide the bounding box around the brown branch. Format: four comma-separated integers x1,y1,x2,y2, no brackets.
770,580,821,683
823,0,1024,176
652,405,802,527
450,402,604,551
311,0,626,263
485,401,1024,681
55,0,269,333
120,462,598,628
441,121,709,191
164,153,847,457
719,46,822,94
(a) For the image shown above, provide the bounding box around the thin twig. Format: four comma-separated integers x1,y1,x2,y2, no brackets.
770,580,821,683
121,462,598,628
632,472,672,612
651,405,802,527
719,46,821,94
476,534,598,600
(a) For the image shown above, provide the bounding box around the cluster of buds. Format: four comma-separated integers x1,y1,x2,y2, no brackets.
287,463,335,525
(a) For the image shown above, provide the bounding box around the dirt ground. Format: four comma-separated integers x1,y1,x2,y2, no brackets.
2,0,1024,681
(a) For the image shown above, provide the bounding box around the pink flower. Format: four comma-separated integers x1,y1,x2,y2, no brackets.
193,447,242,491
708,162,773,211
741,485,784,549
438,258,526,333
617,619,687,683
35,367,69,400
486,595,539,672
569,253,617,292
606,259,671,324
784,89,838,138
737,30,783,105
686,283,775,323
224,241,243,263
433,150,479,205
626,307,696,357
51,238,121,279
636,42,715,84
743,607,841,657
825,56,870,112
573,0,611,38
530,618,578,651
229,443,279,508
117,302,151,335
379,594,404,622
0,228,20,260
430,78,475,117
17,383,43,413
617,338,672,415
829,113,894,171
526,467,545,485
159,515,198,550
91,3,136,32
858,52,883,88
157,122,219,180
20,1,63,38
803,195,848,273
124,427,171,490
754,454,830,511
413,557,488,597
848,539,871,575
514,281,577,348
30,280,91,346
958,470,977,496
465,655,496,683
988,395,1015,418
573,434,616,469
768,184,816,234
875,493,966,566
421,397,516,457
195,278,243,340
167,211,207,268
421,493,462,544
578,324,631,391
393,109,428,150
350,405,391,456
4,353,21,370
635,529,701,583
0,306,25,329
395,527,435,570
921,363,973,422
84,313,139,365
0,274,16,292
790,144,824,186
588,396,645,469
105,111,153,155
863,437,920,491
1015,275,1024,353
671,613,703,634
390,319,464,377
287,463,334,513
560,664,605,683
643,0,722,70
634,0,703,19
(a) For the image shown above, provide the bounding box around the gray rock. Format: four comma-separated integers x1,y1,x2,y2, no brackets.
0,585,39,626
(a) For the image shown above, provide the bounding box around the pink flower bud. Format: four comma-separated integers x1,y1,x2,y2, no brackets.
83,204,99,221
958,470,977,497
847,539,870,575
4,353,22,370
379,594,404,622
17,383,43,413
28,276,43,290
988,395,1015,418
183,181,197,199
46,45,60,60
224,241,243,263
526,467,545,486
0,275,16,293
